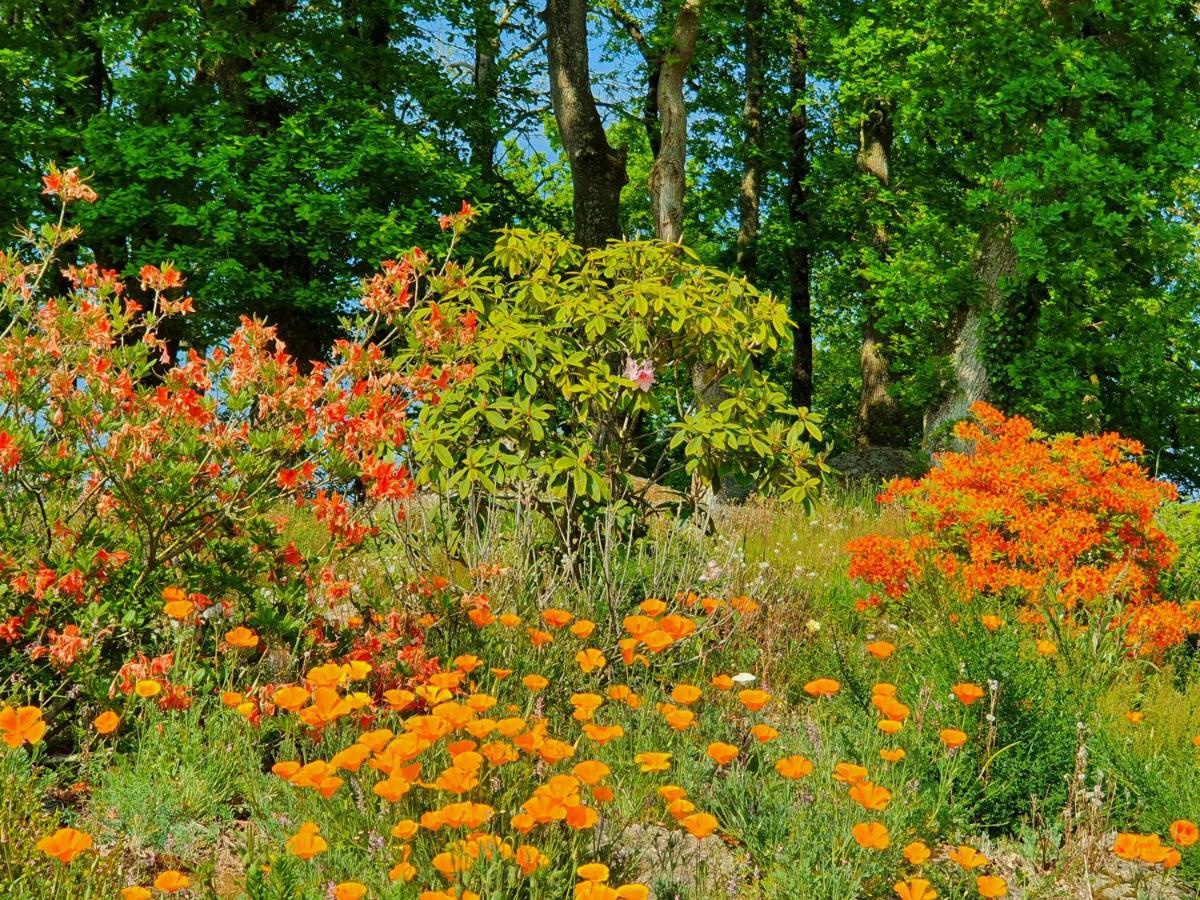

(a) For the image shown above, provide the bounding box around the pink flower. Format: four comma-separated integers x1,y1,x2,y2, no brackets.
623,358,656,392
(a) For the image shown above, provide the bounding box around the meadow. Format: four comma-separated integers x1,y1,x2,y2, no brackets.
3,171,1200,900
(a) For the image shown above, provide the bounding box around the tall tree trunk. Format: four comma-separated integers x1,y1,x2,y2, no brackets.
545,0,628,248
471,0,501,186
855,99,903,447
735,0,764,281
648,0,701,244
786,0,812,409
923,221,1016,438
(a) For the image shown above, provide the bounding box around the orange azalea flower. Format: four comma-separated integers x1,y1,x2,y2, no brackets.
940,728,968,749
706,742,739,765
286,822,328,860
635,752,671,773
1170,819,1198,847
93,710,120,735
948,845,989,869
903,840,931,864
976,876,1008,898
866,640,896,659
848,780,892,811
852,821,890,850
153,871,190,893
35,827,93,863
894,878,937,900
775,754,814,779
680,812,718,839
952,683,986,705
737,689,771,712
1,705,47,747
576,648,606,673
224,626,259,649
804,677,841,698
333,884,368,900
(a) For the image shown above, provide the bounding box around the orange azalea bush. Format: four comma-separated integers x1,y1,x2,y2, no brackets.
0,169,445,711
847,403,1189,651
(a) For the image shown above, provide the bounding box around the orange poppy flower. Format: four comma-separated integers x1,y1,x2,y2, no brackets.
163,599,193,620
333,884,367,900
224,626,259,649
571,620,597,638
134,679,162,698
121,888,152,900
852,821,890,850
866,640,896,659
878,719,904,735
848,780,892,811
980,615,1003,631
976,875,1008,898
1,705,46,748
273,685,310,711
893,878,937,900
1035,639,1057,655
948,845,988,869
833,762,869,785
515,844,548,875
391,819,419,839
903,840,931,864
522,674,549,691
880,747,906,763
543,608,574,628
775,755,814,779
662,707,695,731
286,822,328,860
750,724,779,743
671,684,703,705
952,683,986,706
576,648,607,673
640,598,667,617
93,710,120,735
635,752,671,773
153,870,190,892
1126,710,1144,724
577,863,610,882
616,886,650,900
940,728,968,749
706,742,739,766
737,689,771,712
35,827,93,863
1170,819,1198,847
583,724,624,744
680,812,718,839
804,677,841,698
573,760,611,785
711,674,734,690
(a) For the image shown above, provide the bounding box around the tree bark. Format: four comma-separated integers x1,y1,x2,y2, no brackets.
545,0,628,248
923,221,1016,438
855,99,904,446
471,0,501,186
736,0,764,282
648,0,701,244
786,0,812,409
